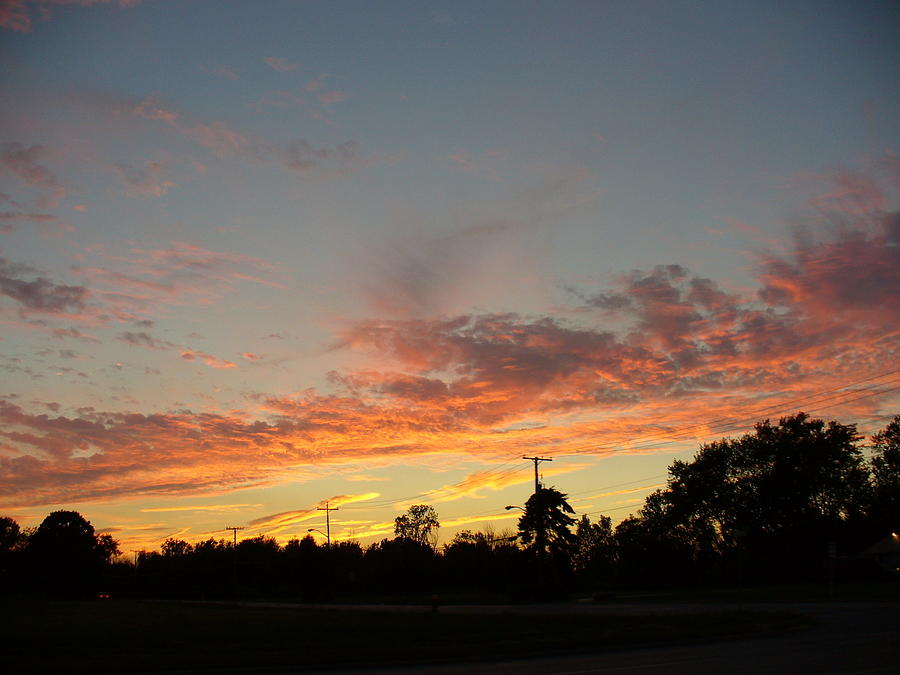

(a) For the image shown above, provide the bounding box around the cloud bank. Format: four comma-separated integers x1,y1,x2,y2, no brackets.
2,196,897,507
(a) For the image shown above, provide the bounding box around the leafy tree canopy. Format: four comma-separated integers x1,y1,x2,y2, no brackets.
640,412,871,555
0,516,21,552
394,504,440,548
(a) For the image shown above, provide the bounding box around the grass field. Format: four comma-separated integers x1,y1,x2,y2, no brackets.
4,598,810,673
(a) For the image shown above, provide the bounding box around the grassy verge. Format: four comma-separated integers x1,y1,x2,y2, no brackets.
4,598,810,673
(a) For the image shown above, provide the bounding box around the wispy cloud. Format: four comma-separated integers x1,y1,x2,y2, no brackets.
113,159,175,198
0,142,66,208
264,56,299,72
403,464,587,506
140,503,261,513
126,95,388,175
0,256,88,314
72,240,286,318
0,0,141,33
448,148,507,180
180,349,236,370
248,493,380,534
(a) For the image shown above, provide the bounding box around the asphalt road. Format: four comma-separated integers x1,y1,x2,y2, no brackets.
323,601,900,674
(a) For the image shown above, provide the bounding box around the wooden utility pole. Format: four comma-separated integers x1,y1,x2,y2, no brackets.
522,456,552,571
224,525,244,598
522,456,552,493
317,501,339,547
224,525,244,547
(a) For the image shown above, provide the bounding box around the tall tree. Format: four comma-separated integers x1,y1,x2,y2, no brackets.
636,413,871,582
572,514,615,587
27,510,120,594
0,516,21,553
517,487,577,560
870,415,900,532
394,504,440,548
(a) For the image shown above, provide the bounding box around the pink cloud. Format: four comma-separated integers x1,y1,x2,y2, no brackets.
180,348,236,369
0,0,141,33
264,56,299,72
113,159,175,197
126,95,387,173
71,240,286,317
318,90,349,105
0,142,66,208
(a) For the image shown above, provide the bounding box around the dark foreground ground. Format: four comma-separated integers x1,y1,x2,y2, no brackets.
343,601,900,674
4,588,898,674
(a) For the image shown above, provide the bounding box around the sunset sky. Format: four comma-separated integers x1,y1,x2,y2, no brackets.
1,1,898,553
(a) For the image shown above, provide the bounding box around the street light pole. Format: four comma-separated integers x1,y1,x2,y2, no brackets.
307,528,328,545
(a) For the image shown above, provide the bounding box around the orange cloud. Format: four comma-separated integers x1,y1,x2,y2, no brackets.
180,349,236,369
2,174,898,509
247,493,380,535
402,463,589,507
140,503,261,513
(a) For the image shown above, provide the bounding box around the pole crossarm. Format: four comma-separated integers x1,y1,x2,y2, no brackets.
522,456,553,493
224,525,244,546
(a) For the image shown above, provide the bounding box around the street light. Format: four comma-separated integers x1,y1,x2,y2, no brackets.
505,505,525,511
307,527,329,546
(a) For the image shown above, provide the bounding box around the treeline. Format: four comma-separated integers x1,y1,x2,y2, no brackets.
1,413,897,600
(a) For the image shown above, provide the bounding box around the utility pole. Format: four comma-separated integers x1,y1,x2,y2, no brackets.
317,501,339,547
523,456,552,493
523,456,552,586
224,525,244,547
224,525,244,599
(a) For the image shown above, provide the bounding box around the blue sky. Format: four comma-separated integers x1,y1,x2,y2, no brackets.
1,0,897,550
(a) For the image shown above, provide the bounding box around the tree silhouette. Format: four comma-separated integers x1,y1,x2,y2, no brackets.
573,514,615,589
0,516,22,595
517,487,577,559
0,516,20,553
634,413,872,582
161,538,193,558
870,415,900,532
27,510,120,595
394,504,440,548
